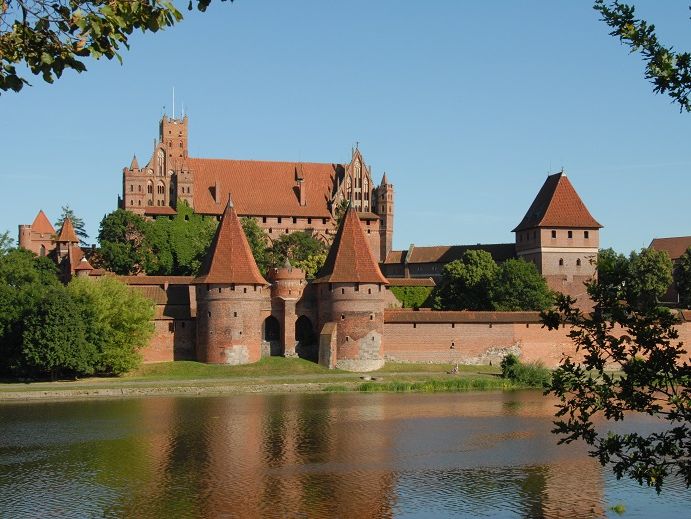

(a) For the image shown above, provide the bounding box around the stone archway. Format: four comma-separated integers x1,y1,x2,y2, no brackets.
263,315,282,356
295,315,317,362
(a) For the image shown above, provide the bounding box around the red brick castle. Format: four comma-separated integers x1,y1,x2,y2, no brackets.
120,115,394,262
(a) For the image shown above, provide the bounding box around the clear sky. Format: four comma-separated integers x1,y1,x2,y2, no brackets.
1,0,689,254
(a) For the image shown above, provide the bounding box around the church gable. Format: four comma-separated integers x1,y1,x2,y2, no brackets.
332,147,374,213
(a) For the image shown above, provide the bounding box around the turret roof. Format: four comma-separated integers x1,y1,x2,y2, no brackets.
512,172,601,232
31,210,55,234
130,155,139,170
57,218,79,243
314,207,388,284
193,199,268,285
74,257,94,271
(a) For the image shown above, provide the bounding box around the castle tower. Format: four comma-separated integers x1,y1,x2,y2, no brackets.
18,210,56,256
314,207,389,372
267,259,307,357
193,197,269,365
513,171,602,304
122,155,148,214
374,172,394,262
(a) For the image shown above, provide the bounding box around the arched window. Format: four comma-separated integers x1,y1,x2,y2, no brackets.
157,149,165,177
576,258,581,267
559,258,564,266
147,181,153,194
39,245,46,257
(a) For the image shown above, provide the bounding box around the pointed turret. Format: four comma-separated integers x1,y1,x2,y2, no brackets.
315,207,388,284
513,171,601,232
194,197,267,285
30,210,56,235
380,172,389,186
57,218,79,243
130,155,139,170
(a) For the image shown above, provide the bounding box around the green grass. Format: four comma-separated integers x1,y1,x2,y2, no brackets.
355,376,522,393
374,362,500,375
125,357,337,380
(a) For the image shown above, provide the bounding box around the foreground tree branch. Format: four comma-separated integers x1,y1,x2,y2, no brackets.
0,0,230,93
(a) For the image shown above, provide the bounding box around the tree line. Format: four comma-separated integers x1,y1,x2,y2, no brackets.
94,202,328,279
0,248,154,380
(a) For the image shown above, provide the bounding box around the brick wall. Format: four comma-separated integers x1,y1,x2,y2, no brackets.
141,319,196,363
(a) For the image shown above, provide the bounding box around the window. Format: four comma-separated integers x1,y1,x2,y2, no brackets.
130,185,133,192
138,200,141,206
138,185,141,192
576,259,582,266
233,312,237,317
559,258,564,266
277,217,282,224
292,217,297,224
307,218,312,224
262,217,267,223
130,200,133,206
551,230,557,238
322,218,327,225
568,230,573,239
584,230,589,239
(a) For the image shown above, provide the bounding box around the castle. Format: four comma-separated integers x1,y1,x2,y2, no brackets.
119,115,394,262
28,115,682,371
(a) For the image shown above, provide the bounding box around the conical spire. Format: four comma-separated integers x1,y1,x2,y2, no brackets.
194,200,267,285
512,172,602,232
31,210,55,234
380,172,388,186
130,155,139,170
314,207,388,284
57,218,79,243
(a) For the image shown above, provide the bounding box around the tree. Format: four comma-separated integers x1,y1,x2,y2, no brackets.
0,231,14,254
432,250,499,310
96,209,152,275
675,246,691,308
55,204,88,245
594,1,691,112
0,1,233,93
68,276,154,375
627,247,673,310
21,284,96,379
490,259,554,312
241,217,270,275
268,231,327,278
542,284,690,492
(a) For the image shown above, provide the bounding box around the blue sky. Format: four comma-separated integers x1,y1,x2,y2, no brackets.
1,0,689,253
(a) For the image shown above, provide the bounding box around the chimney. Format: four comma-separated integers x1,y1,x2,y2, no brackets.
296,164,306,206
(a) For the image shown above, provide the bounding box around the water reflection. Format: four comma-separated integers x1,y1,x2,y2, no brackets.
0,391,688,518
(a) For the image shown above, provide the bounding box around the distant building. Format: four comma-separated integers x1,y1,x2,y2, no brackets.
649,235,691,305
119,116,394,262
383,171,602,304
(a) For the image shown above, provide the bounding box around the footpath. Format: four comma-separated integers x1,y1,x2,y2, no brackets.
0,371,459,401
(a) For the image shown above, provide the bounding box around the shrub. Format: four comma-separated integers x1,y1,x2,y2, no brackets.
501,353,551,387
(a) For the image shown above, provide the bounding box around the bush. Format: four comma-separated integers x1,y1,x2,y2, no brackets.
500,353,551,387
389,286,433,308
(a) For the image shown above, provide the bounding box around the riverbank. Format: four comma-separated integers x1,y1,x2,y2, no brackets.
0,358,524,401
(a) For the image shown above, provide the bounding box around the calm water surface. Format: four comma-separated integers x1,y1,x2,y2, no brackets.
0,391,688,518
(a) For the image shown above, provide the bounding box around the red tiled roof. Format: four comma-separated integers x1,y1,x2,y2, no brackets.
513,172,601,232
386,277,436,287
31,210,55,234
144,206,177,216
57,218,79,243
649,236,691,261
74,258,93,271
194,201,268,285
314,207,388,284
383,244,516,265
188,158,344,217
117,275,195,285
384,309,542,324
358,212,380,220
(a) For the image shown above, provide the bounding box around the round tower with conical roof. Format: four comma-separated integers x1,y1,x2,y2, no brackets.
193,197,269,364
314,207,389,371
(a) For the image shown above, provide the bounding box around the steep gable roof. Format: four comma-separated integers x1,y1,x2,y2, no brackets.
57,218,79,243
314,207,388,284
193,199,268,285
31,210,55,234
513,172,601,232
649,236,691,261
188,158,344,217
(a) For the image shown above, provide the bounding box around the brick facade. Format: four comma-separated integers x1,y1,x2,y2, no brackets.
120,116,394,262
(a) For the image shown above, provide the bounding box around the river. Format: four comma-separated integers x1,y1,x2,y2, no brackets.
0,390,688,518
